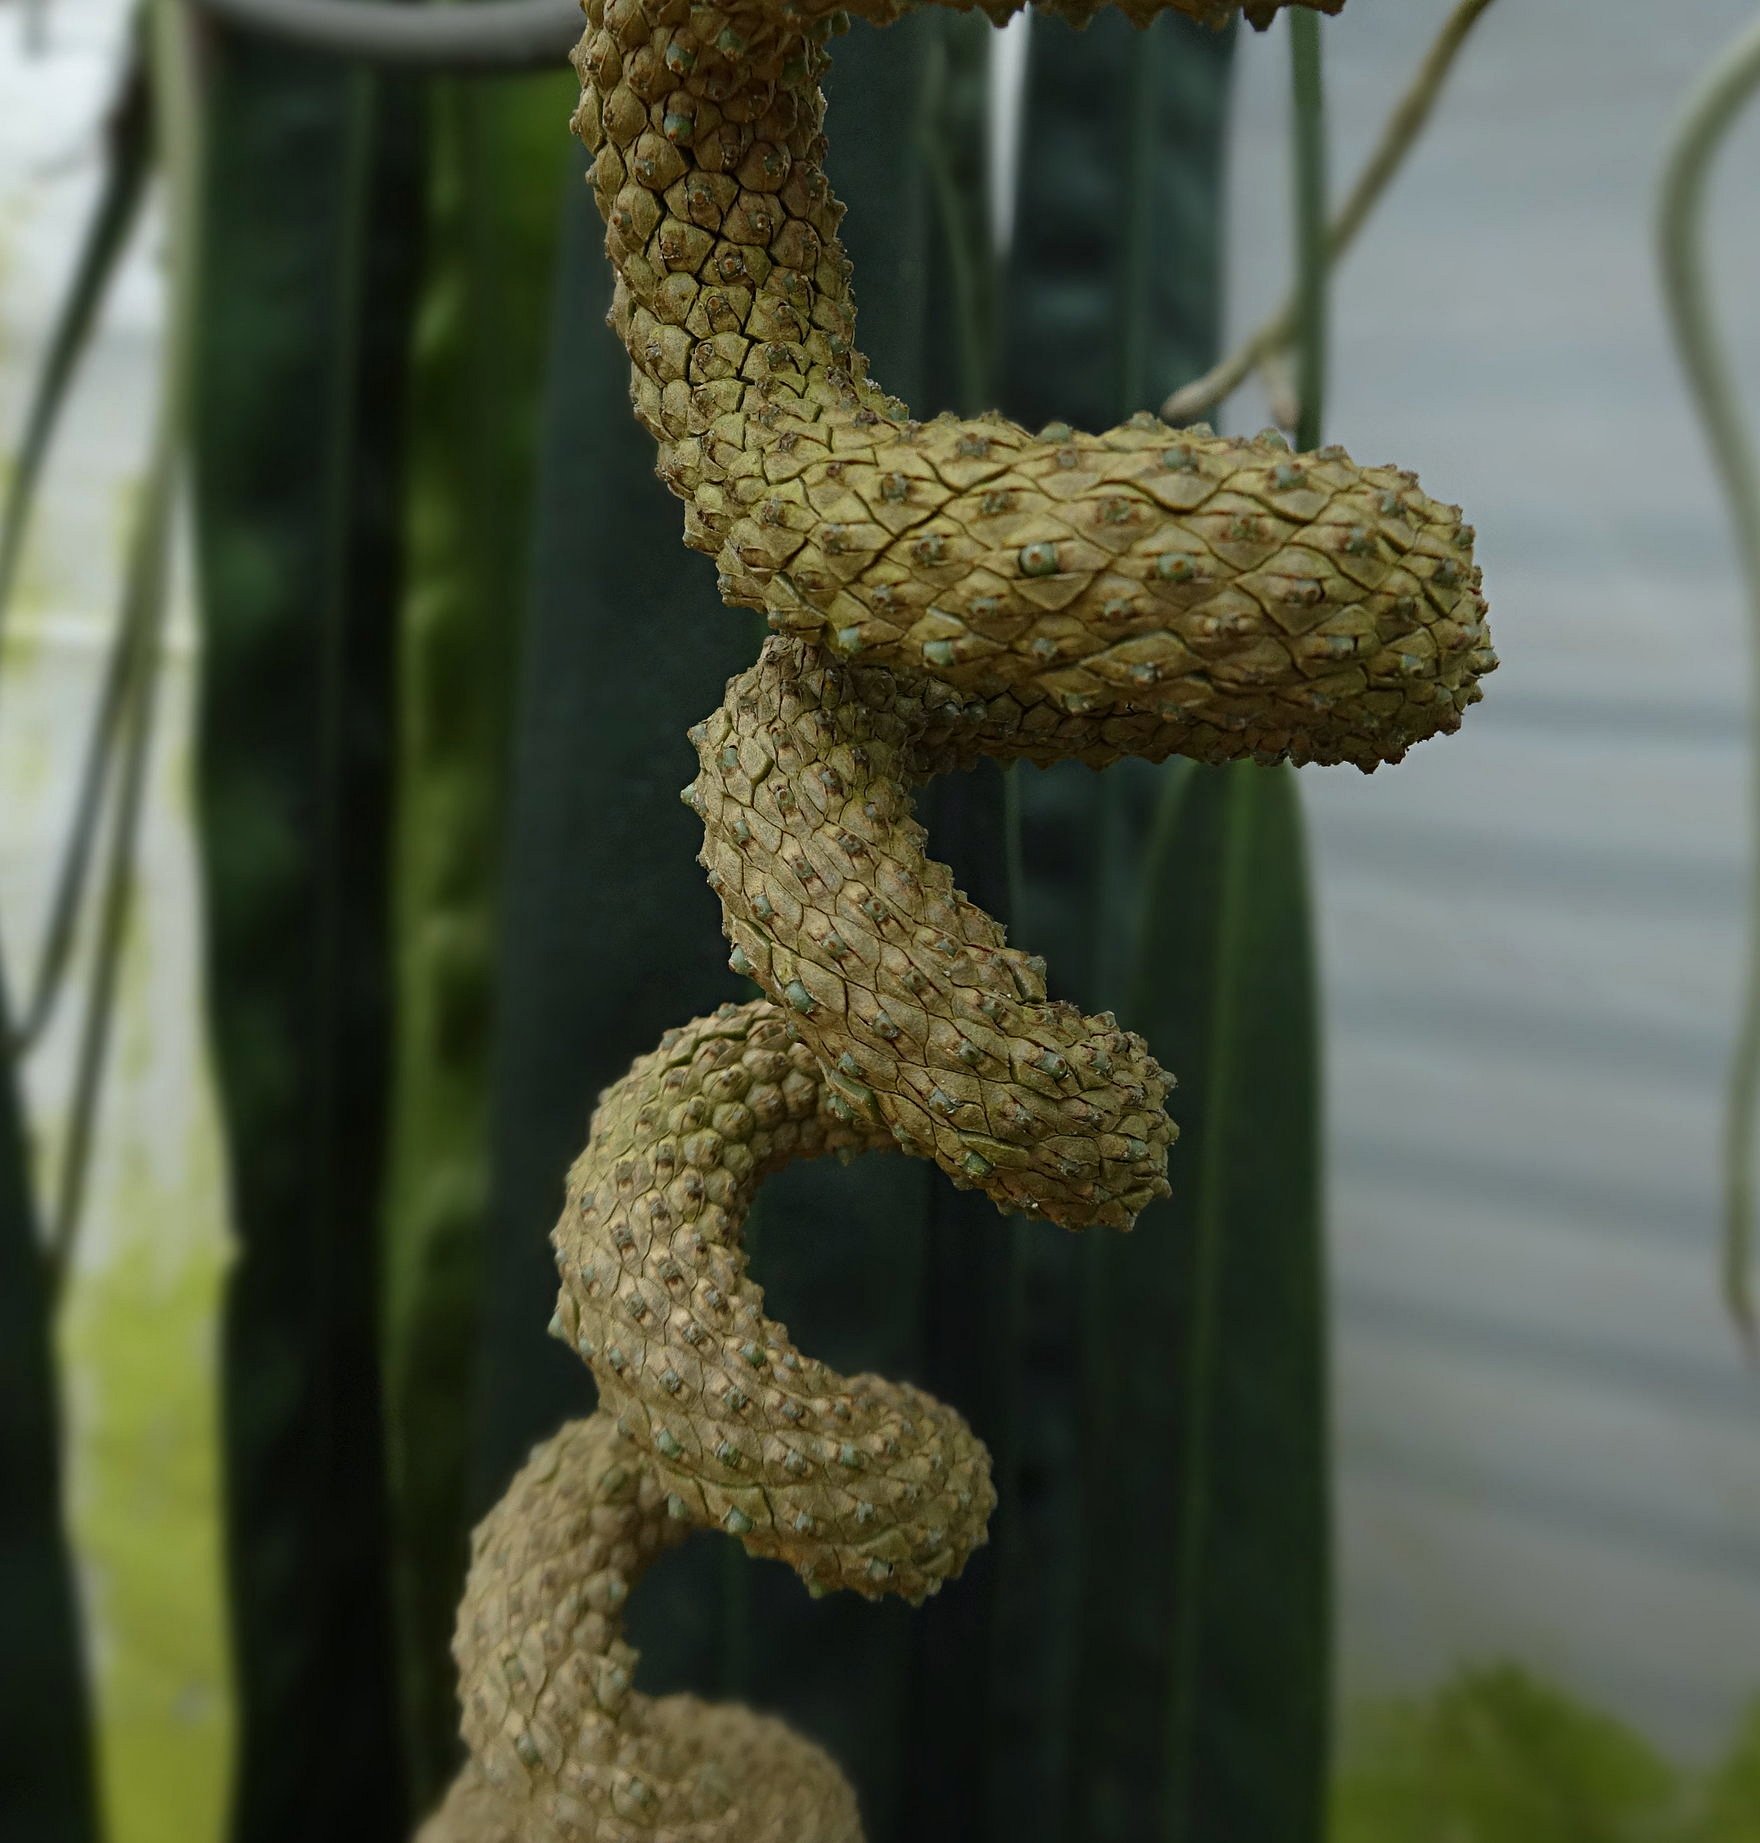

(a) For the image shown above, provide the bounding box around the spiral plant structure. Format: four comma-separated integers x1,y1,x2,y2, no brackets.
423,0,1495,1834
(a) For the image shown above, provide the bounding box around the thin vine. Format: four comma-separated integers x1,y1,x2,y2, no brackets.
1164,0,1500,428
1657,10,1760,1351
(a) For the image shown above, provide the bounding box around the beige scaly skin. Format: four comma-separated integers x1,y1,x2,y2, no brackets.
424,0,1494,1836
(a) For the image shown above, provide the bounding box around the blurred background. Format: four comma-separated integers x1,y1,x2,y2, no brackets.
4,0,1759,1839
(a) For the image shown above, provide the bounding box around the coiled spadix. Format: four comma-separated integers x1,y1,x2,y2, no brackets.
421,1,1491,1836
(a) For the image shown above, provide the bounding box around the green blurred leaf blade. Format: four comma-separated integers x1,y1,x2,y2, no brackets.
381,61,575,1812
191,42,427,1843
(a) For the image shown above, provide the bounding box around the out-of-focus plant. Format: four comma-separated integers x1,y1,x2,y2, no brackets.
1333,1666,1760,1843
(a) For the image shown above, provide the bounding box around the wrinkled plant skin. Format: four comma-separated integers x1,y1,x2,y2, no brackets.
422,0,1493,1837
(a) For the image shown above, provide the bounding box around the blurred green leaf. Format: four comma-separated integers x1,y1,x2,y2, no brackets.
191,39,427,1843
1132,758,1327,1843
0,985,97,1842
381,62,575,1812
1332,1666,1686,1843
1699,1702,1760,1843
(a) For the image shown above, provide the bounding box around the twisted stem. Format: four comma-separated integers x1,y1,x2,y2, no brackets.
426,1,1490,1835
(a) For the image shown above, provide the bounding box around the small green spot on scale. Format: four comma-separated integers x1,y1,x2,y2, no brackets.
667,1493,690,1520
741,1341,767,1368
838,1442,862,1469
835,625,865,654
662,111,694,143
1018,542,1060,578
724,1506,755,1536
729,945,754,977
923,639,957,669
785,978,815,1014
963,1149,993,1179
656,1429,683,1459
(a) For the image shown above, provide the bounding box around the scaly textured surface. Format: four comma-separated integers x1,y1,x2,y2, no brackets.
427,0,1494,1835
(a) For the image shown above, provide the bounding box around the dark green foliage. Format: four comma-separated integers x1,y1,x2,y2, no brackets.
192,41,427,1843
1001,9,1235,436
382,64,576,1810
919,7,996,413
1129,759,1326,1843
995,12,1330,1842
0,984,96,1843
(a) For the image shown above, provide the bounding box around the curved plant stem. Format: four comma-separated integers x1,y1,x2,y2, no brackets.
11,551,152,1058
1288,6,1326,452
44,439,176,1302
45,0,203,1301
0,45,151,713
1657,11,1760,1352
1,46,151,1064
1163,0,1499,426
187,0,582,72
